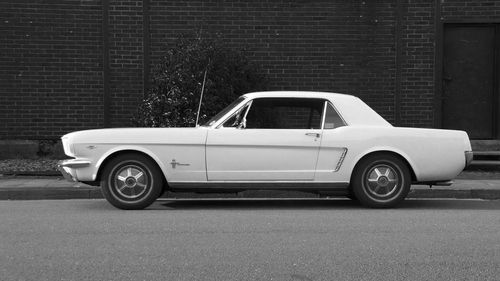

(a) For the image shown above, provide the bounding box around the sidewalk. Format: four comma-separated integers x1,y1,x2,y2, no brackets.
0,173,499,200
0,176,102,200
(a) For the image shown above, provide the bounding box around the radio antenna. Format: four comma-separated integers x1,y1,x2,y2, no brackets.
195,63,209,127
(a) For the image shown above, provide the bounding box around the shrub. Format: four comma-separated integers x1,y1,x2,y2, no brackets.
133,36,267,127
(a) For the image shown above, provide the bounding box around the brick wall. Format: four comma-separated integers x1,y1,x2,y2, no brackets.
441,1,500,20
1,0,500,139
0,0,104,139
149,0,398,123
108,0,144,127
399,0,435,127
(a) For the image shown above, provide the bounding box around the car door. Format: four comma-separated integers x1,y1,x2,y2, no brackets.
206,97,324,181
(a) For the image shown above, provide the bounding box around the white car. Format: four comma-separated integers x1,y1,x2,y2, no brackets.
58,91,473,209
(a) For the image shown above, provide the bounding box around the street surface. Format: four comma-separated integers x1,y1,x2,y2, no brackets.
1,199,499,281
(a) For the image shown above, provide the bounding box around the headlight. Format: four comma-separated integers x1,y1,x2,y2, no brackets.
61,137,75,157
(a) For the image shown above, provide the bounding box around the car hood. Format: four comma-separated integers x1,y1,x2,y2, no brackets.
62,127,208,145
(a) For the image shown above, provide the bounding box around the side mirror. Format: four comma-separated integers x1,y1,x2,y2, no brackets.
237,118,247,129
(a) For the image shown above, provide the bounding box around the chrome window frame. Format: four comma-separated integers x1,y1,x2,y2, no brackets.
212,96,348,130
208,96,249,128
222,97,327,130
321,100,348,129
217,100,253,129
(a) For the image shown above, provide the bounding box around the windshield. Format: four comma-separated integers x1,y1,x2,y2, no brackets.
202,96,247,127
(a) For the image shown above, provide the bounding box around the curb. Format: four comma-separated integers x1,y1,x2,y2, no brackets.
0,187,103,200
408,189,500,200
1,187,499,201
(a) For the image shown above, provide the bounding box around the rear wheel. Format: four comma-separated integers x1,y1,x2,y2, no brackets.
351,153,411,208
100,153,164,210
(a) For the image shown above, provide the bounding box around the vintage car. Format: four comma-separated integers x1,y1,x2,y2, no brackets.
58,91,473,209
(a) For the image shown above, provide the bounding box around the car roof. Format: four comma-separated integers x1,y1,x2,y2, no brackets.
243,91,355,100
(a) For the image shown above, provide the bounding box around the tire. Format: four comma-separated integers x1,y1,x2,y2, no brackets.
346,190,357,201
100,153,164,210
351,153,411,208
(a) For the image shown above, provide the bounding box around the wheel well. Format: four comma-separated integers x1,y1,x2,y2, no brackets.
96,150,167,185
353,151,417,182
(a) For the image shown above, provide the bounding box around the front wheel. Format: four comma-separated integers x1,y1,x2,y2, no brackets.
100,153,164,210
351,154,411,208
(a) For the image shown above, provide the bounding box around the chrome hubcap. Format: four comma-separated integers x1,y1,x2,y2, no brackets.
365,165,399,197
114,165,148,199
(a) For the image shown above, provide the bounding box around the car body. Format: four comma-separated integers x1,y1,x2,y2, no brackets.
58,91,473,209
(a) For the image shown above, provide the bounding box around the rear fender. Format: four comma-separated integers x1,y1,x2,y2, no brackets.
350,146,420,181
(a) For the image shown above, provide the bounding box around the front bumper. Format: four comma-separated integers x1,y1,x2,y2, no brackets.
57,159,91,182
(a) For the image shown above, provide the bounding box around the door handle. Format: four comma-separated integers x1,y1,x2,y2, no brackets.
305,133,321,138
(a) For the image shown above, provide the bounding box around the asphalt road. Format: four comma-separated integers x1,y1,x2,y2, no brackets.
1,199,499,281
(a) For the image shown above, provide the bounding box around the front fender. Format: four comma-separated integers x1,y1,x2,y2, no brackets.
94,145,169,182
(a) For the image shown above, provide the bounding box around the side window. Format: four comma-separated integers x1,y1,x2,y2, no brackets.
324,103,346,129
245,98,324,129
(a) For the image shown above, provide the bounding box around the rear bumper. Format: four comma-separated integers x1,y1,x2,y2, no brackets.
57,159,91,182
414,180,454,186
465,151,474,167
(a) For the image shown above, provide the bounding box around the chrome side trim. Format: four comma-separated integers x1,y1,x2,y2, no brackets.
168,181,350,191
334,148,348,172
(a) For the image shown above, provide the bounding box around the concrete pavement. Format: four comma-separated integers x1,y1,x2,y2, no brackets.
0,172,499,200
1,199,500,281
